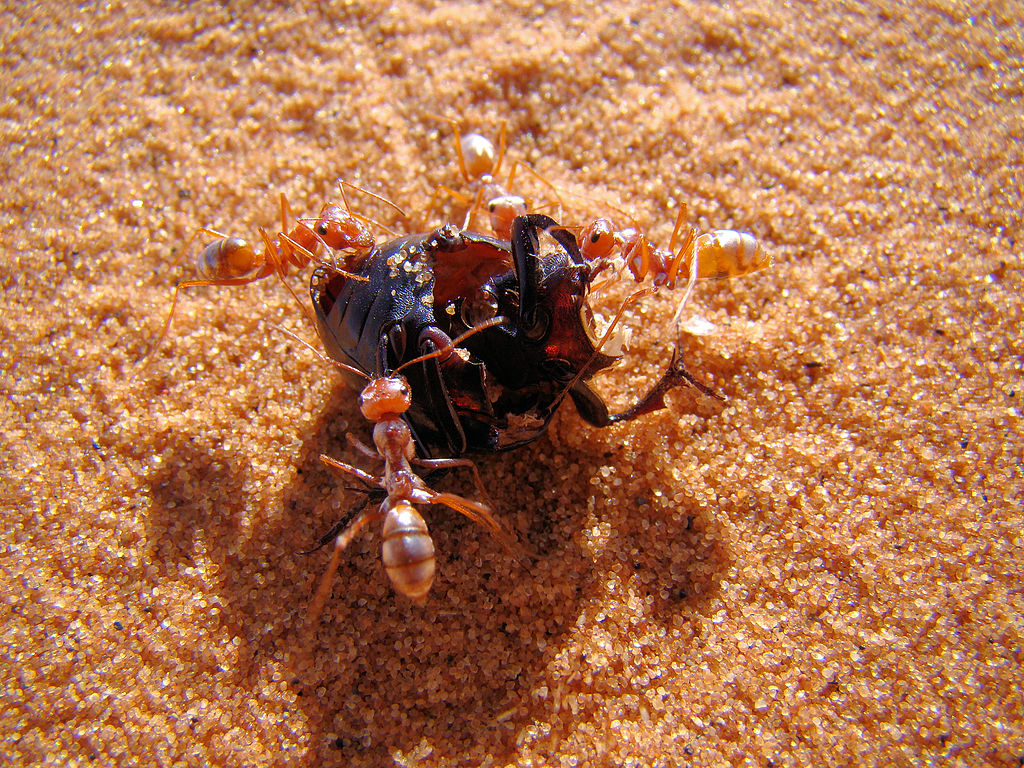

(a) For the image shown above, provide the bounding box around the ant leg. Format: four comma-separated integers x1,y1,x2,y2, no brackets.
279,192,291,239
302,496,374,553
138,259,271,368
254,227,319,328
670,233,701,329
491,119,508,178
426,489,520,556
667,203,690,253
461,185,486,231
306,503,384,630
592,286,656,353
505,159,565,221
433,114,472,182
345,432,380,461
142,224,240,354
423,184,473,230
664,220,697,288
136,281,188,370
320,453,383,489
413,455,490,506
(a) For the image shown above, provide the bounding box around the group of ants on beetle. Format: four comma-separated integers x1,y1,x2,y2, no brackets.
147,117,769,612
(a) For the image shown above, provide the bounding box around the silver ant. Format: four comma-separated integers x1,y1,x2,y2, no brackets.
303,320,512,614
577,203,770,325
144,182,405,360
424,116,562,239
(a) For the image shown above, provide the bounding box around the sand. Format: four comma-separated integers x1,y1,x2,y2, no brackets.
1,1,1021,765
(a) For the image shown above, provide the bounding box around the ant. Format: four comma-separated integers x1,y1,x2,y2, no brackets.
302,319,512,614
144,182,405,361
424,116,562,239
576,203,769,325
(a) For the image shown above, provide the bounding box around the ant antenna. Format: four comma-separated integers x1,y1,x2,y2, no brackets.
272,314,509,383
393,316,509,375
268,323,371,383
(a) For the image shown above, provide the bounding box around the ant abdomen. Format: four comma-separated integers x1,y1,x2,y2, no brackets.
197,237,258,281
692,230,768,282
381,502,436,603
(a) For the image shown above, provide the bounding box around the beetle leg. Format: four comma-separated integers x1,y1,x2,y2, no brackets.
406,328,469,458
569,349,723,427
605,348,722,423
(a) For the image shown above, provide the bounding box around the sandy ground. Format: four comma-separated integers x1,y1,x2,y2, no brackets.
2,1,1022,766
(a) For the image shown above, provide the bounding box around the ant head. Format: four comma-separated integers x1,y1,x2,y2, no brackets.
487,194,527,240
359,375,412,421
579,219,618,260
313,204,375,252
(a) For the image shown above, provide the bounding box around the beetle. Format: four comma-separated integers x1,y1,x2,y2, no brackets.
310,213,716,460
311,222,513,458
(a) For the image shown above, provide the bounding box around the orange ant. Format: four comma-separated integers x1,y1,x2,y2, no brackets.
302,319,512,613
577,203,769,325
424,116,562,239
143,182,405,361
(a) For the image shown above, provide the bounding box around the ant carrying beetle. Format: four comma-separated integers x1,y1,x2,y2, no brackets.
577,203,770,325
302,320,512,611
311,212,721,462
143,182,405,361
305,214,716,610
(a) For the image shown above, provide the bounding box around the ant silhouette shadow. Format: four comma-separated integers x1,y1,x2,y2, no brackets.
139,326,733,766
272,358,729,764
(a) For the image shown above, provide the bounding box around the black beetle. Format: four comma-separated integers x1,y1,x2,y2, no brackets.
310,214,715,458
311,222,513,458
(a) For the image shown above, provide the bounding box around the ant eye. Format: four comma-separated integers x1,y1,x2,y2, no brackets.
316,223,328,236
590,232,602,243
488,203,496,212
400,385,410,396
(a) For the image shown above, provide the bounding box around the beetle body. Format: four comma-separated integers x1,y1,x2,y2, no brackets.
312,214,710,461
311,224,514,457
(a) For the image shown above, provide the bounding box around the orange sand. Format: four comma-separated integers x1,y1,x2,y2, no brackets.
1,1,1022,766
